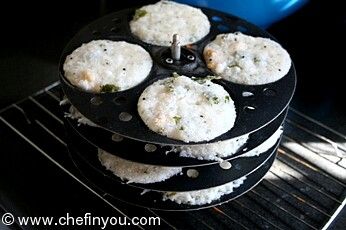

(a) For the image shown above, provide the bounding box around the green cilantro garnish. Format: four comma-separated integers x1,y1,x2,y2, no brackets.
167,85,174,92
228,64,242,69
203,92,221,105
224,95,230,103
191,75,221,84
164,78,176,92
212,96,220,104
133,9,147,20
173,115,182,124
100,84,120,93
253,57,260,63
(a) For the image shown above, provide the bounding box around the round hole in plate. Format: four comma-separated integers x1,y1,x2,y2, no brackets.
242,91,254,97
90,97,103,106
186,169,199,178
113,96,126,105
211,15,223,22
119,112,132,122
263,88,276,96
217,24,230,32
243,106,256,112
219,161,232,170
110,27,120,33
111,133,124,142
144,144,157,152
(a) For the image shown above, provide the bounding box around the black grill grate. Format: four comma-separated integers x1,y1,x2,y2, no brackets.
0,82,345,229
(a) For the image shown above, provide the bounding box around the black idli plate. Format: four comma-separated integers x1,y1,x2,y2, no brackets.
59,7,296,145
66,130,280,191
68,146,277,211
62,103,287,167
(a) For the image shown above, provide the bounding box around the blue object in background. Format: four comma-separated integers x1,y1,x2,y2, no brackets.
175,0,309,28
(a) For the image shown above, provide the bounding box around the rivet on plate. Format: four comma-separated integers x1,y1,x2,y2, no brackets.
165,58,173,64
90,97,103,106
144,144,157,152
119,112,132,121
111,133,124,142
219,161,232,170
187,169,199,178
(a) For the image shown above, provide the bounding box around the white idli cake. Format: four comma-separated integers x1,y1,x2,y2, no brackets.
63,40,152,93
65,102,247,161
170,134,249,161
65,103,280,161
137,74,236,142
204,32,291,85
168,125,282,161
130,0,210,46
98,149,182,184
242,126,283,157
162,176,246,205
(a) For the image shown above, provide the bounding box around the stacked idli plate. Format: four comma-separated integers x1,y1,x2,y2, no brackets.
59,0,295,210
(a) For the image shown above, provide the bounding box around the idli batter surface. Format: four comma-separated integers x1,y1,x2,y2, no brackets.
98,149,182,184
204,32,291,85
137,74,236,142
162,176,246,205
63,40,152,92
130,0,210,46
171,134,248,161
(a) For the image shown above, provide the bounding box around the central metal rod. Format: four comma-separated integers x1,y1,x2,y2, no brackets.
171,34,181,61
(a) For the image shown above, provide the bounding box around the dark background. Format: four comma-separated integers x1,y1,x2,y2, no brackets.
0,0,345,229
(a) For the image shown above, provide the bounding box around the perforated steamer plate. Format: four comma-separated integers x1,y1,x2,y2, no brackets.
59,7,296,145
68,146,277,211
63,103,287,167
65,125,281,192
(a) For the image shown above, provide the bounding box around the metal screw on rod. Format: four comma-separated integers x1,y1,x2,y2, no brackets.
171,34,181,61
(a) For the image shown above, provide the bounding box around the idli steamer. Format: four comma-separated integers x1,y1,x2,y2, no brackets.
59,6,296,210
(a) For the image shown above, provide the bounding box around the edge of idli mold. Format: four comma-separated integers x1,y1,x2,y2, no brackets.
68,145,277,211
66,127,281,192
59,7,296,146
62,102,287,167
